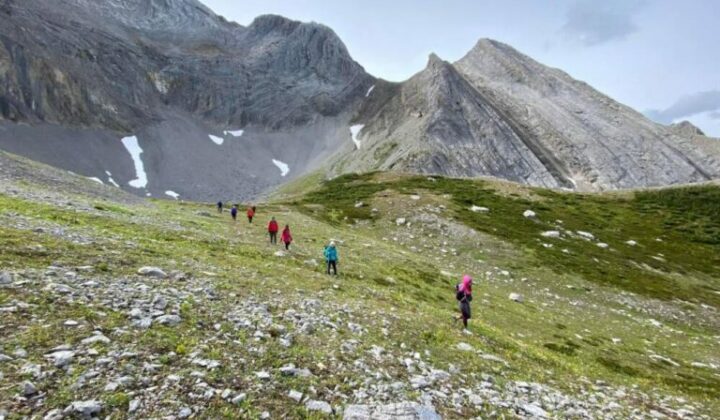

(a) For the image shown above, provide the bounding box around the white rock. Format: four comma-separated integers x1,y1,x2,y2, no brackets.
128,399,141,413
178,407,192,418
137,266,167,278
274,250,286,257
343,402,441,420
288,390,303,402
540,230,561,238
576,230,595,240
456,342,473,352
396,218,406,226
522,403,548,418
63,320,79,327
154,315,181,326
470,205,489,213
509,293,524,303
626,240,638,246
0,271,12,284
46,350,74,367
255,371,271,380
306,400,332,414
81,334,110,345
523,210,536,218
67,400,102,418
232,393,247,404
596,242,609,248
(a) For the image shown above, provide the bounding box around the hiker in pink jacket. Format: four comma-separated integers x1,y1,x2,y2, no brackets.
281,224,293,250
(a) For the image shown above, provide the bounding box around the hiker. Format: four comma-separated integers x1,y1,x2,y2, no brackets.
247,206,255,223
268,217,279,244
324,241,338,275
455,275,473,330
217,201,223,213
281,224,293,250
230,204,238,221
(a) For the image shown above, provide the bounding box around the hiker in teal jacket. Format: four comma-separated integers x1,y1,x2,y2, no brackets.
324,241,338,275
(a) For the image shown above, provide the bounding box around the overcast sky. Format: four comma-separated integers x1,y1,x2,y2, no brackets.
203,0,720,136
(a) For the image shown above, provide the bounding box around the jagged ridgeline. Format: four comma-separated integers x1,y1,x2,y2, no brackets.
1,0,719,201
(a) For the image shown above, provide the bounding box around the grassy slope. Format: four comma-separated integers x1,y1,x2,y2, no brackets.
1,171,719,418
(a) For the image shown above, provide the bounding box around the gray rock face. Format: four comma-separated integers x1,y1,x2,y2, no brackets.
333,40,720,191
343,402,441,420
0,0,373,201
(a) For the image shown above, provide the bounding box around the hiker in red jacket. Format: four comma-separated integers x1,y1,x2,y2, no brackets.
268,217,279,244
247,206,255,223
281,224,293,250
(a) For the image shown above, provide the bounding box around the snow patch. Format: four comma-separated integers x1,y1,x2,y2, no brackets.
165,190,180,200
365,85,375,97
272,159,290,177
208,134,224,145
223,130,244,137
350,124,365,149
121,136,148,189
88,177,104,185
105,171,119,188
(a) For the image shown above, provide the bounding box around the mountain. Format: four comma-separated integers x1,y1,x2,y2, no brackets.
0,0,373,201
1,1,719,199
335,39,720,191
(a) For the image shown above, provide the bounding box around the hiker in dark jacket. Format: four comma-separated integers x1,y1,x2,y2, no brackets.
324,241,338,275
455,275,473,330
230,205,238,221
268,217,279,244
217,201,223,213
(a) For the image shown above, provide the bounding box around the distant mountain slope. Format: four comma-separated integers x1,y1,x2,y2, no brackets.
335,40,720,191
0,0,373,201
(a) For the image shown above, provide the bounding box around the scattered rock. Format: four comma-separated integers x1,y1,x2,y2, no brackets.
137,266,167,278
456,342,473,351
154,315,181,326
521,403,548,418
0,271,12,285
470,205,489,213
232,393,247,404
509,293,524,303
396,217,406,226
576,231,595,240
523,210,536,218
541,230,561,238
22,381,38,396
45,350,75,367
306,400,332,414
288,390,303,402
343,402,441,420
178,407,192,418
626,240,638,246
66,400,102,418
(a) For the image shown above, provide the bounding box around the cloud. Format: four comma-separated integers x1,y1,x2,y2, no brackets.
561,0,644,46
645,90,720,123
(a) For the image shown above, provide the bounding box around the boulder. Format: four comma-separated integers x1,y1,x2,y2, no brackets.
509,293,524,303
137,266,167,278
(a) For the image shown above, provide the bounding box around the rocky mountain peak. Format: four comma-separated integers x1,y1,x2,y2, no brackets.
670,120,706,137
249,14,302,35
